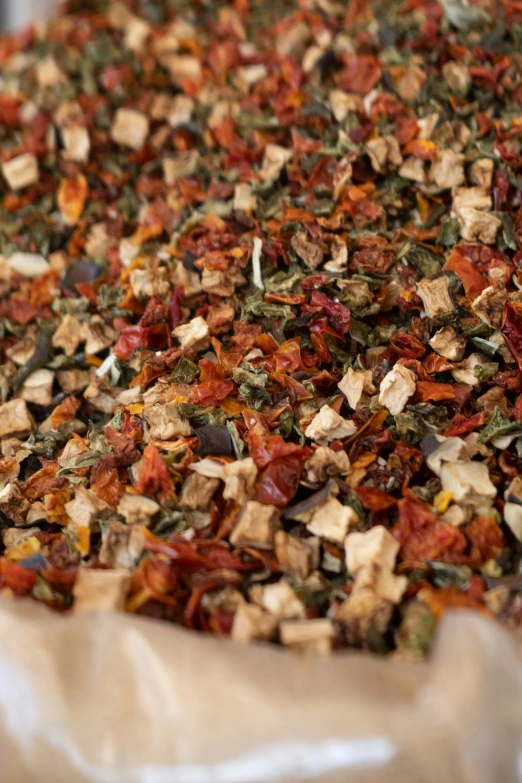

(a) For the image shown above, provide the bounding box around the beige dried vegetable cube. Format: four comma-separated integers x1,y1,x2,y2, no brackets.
111,108,150,150
258,144,293,181
304,405,357,445
172,316,210,351
229,501,280,549
2,153,39,190
73,567,131,612
180,473,219,511
293,495,358,545
117,494,160,526
62,126,90,163
99,522,145,570
274,530,312,579
65,486,110,530
52,314,84,357
378,364,416,417
416,276,455,320
0,399,35,439
429,326,466,361
143,402,191,440
0,483,30,525
279,618,335,654
222,458,258,505
231,603,277,642
20,369,55,407
345,526,400,575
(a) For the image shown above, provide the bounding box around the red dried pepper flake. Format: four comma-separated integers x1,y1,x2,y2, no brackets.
230,322,262,353
255,455,304,506
246,427,310,469
271,373,313,402
350,246,396,273
395,117,419,145
0,559,36,596
50,396,81,429
274,338,302,373
140,296,167,328
391,331,426,359
424,353,459,374
112,325,146,360
192,380,235,407
444,412,484,437
393,492,467,565
0,95,22,129
23,464,66,501
501,301,522,372
198,358,226,382
135,444,174,502
402,139,438,159
355,485,396,512
416,381,455,403
300,274,330,290
90,463,125,506
337,54,381,96
443,248,488,300
309,290,350,335
210,337,242,373
465,516,505,565
493,370,522,393
264,292,307,305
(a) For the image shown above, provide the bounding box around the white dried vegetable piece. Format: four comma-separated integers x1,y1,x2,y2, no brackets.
440,461,497,502
471,286,506,329
274,530,312,579
378,364,416,416
429,326,466,361
0,399,35,438
222,458,258,505
2,153,39,190
469,158,494,189
73,567,131,612
110,108,150,150
416,276,455,319
229,501,280,550
457,208,501,244
338,368,375,410
20,369,54,407
258,144,292,181
257,582,305,620
251,237,264,290
99,522,145,569
52,314,84,356
279,618,335,654
117,494,160,526
143,402,191,440
172,316,210,351
304,446,350,483
82,316,117,355
345,526,400,575
365,135,402,173
8,252,50,278
234,182,256,212
0,483,30,525
293,495,358,545
65,486,110,530
398,156,426,183
231,603,277,642
429,149,465,190
180,473,219,511
304,405,357,445
328,89,360,121
441,61,470,92
423,435,469,476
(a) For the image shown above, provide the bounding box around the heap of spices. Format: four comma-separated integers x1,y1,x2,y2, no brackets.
0,0,521,657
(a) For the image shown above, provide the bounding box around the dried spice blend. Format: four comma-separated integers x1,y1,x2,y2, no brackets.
0,0,521,656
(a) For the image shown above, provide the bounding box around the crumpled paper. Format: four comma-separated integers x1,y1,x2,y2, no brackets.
0,599,520,783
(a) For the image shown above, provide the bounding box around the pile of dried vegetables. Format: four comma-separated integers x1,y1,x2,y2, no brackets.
0,0,522,657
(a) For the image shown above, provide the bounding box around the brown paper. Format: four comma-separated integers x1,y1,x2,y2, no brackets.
0,598,519,782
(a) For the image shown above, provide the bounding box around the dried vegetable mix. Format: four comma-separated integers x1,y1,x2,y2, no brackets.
1,0,522,657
